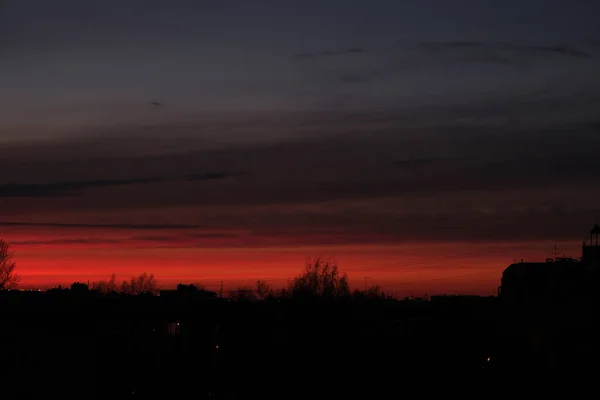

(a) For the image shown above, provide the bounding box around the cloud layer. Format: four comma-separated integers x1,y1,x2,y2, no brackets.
2,96,599,244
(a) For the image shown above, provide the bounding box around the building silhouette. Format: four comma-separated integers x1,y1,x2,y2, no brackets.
499,224,600,304
582,223,600,267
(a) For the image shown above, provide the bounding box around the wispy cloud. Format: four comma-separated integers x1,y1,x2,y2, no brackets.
0,97,598,244
393,158,438,168
9,237,121,245
0,177,165,198
419,41,594,63
312,40,596,87
129,235,179,242
0,171,236,198
186,171,240,181
0,222,201,230
293,47,367,60
188,232,239,239
323,70,374,84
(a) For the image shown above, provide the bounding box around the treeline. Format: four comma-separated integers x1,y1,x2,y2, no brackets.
47,258,386,301
1,238,388,300
0,235,387,301
89,272,157,295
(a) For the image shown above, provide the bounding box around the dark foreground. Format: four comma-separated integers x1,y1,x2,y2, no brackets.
1,291,598,399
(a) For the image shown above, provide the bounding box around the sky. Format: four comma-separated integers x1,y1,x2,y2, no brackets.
1,0,600,296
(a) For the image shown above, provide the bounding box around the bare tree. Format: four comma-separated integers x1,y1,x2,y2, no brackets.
229,286,258,301
120,280,132,294
366,284,382,298
136,272,157,294
355,284,383,299
256,280,271,299
108,273,118,292
0,239,20,290
121,272,157,295
290,258,350,298
91,273,118,294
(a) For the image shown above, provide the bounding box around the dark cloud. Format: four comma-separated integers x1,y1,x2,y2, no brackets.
0,177,165,198
337,75,371,84
1,108,599,213
188,232,239,239
186,171,240,181
0,222,201,230
0,97,598,245
428,225,466,230
534,46,593,59
419,41,594,63
10,238,121,245
129,235,178,242
329,72,374,84
312,40,596,88
0,171,235,198
293,47,367,60
393,158,437,168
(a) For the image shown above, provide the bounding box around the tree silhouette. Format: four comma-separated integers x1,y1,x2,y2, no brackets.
366,284,382,297
91,273,118,294
290,258,350,298
177,283,198,293
229,286,257,301
70,282,89,293
121,272,157,295
0,239,20,290
256,280,271,299
354,284,383,299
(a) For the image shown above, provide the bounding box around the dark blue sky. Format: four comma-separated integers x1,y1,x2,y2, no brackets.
1,0,600,245
2,0,599,136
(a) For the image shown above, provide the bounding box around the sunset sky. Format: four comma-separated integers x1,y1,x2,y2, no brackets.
2,0,600,296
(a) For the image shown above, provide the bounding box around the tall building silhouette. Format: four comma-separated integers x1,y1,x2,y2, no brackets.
582,223,600,268
499,224,600,305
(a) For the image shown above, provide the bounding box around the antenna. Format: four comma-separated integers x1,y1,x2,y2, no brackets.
553,245,558,260
597,217,599,246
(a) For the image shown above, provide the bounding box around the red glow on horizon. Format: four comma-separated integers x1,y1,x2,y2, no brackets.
6,226,581,298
